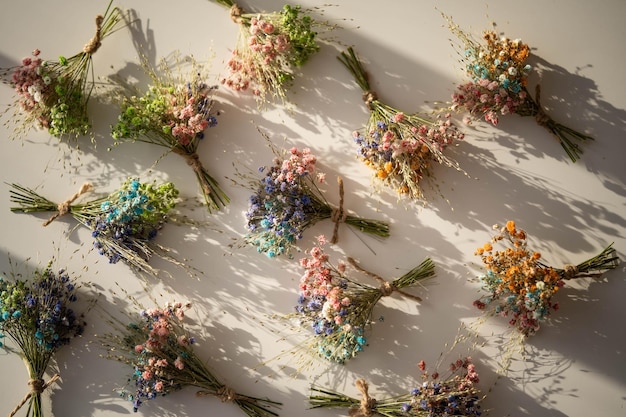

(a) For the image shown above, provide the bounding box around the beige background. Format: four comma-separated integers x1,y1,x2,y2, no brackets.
1,0,625,416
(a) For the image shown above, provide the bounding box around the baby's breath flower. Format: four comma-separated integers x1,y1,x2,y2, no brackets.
0,259,86,417
212,0,324,105
0,1,123,141
290,238,435,364
8,178,186,278
110,54,228,212
99,298,282,416
474,220,618,336
309,358,482,416
238,141,390,259
338,47,465,201
443,13,595,162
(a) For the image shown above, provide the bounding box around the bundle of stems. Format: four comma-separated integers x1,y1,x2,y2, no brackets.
100,300,282,416
1,0,124,139
292,238,435,364
8,179,183,278
0,260,86,417
211,0,322,104
473,220,619,336
338,47,464,200
110,54,229,212
243,145,389,259
309,357,482,416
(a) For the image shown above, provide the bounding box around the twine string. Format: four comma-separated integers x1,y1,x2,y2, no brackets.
83,15,104,54
217,385,237,402
43,182,93,227
9,374,60,417
230,3,244,24
349,379,376,417
562,263,602,280
563,263,578,278
362,91,378,111
330,176,347,244
196,385,241,402
533,84,551,127
172,148,212,195
347,257,422,302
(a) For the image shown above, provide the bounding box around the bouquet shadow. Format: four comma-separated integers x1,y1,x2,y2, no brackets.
450,266,625,417
494,52,626,167
520,273,626,391
478,353,572,417
428,139,626,251
49,280,288,416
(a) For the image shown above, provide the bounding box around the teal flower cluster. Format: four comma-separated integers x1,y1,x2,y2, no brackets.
87,178,179,267
9,178,182,277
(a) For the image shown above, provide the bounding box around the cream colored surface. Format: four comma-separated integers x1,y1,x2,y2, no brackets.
1,1,625,416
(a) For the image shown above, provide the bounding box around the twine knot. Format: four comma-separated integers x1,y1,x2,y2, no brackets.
196,385,240,402
42,182,93,227
172,149,212,195
561,263,602,280
83,15,104,54
179,150,204,171
562,263,579,279
217,385,237,402
379,281,395,296
9,374,60,417
347,257,423,302
330,176,347,244
29,379,46,394
230,4,244,24
533,84,551,127
362,91,378,111
349,379,376,417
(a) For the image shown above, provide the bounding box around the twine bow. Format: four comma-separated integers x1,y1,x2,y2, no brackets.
230,3,244,24
9,374,60,417
196,385,240,402
42,182,93,227
349,379,377,417
362,90,378,111
330,176,347,244
172,149,212,195
83,15,104,54
347,257,422,302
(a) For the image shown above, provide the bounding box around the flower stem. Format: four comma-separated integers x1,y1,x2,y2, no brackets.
519,85,594,163
554,243,619,279
348,256,436,301
212,0,236,8
309,384,409,417
337,47,372,93
171,148,229,212
345,215,391,238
